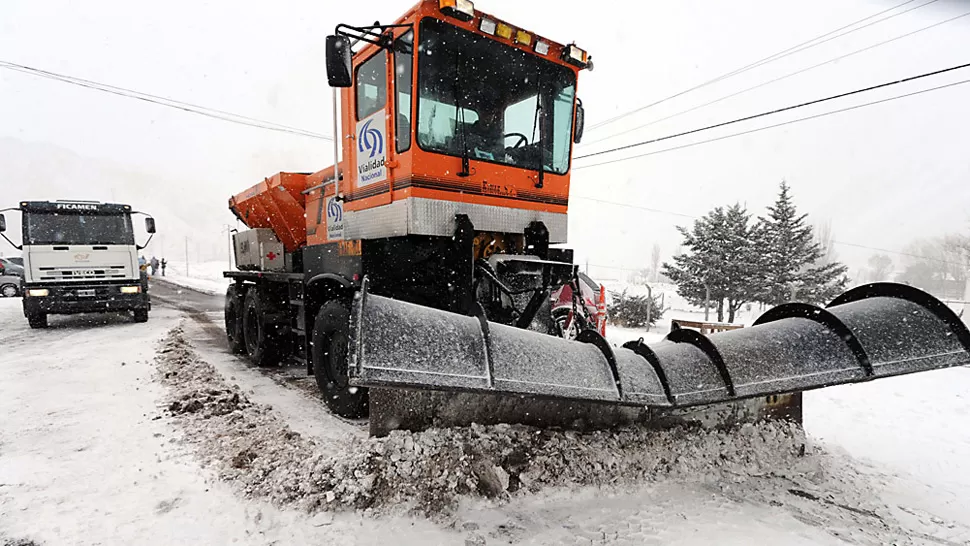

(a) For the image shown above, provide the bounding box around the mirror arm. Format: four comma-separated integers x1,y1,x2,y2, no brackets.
335,23,412,49
1,233,22,251
137,233,155,251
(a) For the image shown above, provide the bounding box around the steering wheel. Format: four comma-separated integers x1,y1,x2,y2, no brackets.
503,133,529,149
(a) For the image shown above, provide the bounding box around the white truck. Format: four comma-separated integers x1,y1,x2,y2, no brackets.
0,200,156,328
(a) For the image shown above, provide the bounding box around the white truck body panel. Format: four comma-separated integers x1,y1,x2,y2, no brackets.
233,229,285,271
24,245,139,284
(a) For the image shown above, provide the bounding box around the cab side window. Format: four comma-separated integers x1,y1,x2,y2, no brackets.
356,52,387,120
394,30,414,153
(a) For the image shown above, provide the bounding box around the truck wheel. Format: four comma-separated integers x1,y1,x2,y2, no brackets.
27,312,48,329
242,289,283,367
312,300,368,418
1,283,18,298
225,285,245,354
133,309,149,323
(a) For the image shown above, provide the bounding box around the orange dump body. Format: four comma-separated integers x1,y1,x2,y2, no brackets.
228,172,311,252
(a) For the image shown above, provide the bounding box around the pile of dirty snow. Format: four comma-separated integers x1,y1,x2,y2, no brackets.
155,326,890,525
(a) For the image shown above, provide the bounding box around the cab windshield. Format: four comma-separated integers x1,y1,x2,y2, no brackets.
25,212,135,245
416,17,576,175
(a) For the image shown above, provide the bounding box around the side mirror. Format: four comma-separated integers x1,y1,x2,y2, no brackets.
573,99,585,144
0,213,5,233
326,35,354,88
145,217,156,234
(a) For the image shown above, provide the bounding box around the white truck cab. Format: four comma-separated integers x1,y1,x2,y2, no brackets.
0,200,156,328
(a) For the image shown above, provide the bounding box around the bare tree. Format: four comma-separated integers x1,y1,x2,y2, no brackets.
814,220,836,265
650,243,661,283
867,254,893,282
898,236,968,298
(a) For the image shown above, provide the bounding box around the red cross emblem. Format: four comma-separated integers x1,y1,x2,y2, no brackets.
266,252,277,260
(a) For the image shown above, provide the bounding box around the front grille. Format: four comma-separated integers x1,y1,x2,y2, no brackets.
37,267,129,281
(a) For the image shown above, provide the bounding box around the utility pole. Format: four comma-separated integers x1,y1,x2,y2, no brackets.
222,224,235,269
184,236,190,277
644,284,653,332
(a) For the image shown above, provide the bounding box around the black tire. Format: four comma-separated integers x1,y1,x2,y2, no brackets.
0,283,18,298
553,308,591,340
27,312,48,329
312,300,368,418
133,309,149,323
242,288,283,367
225,285,245,354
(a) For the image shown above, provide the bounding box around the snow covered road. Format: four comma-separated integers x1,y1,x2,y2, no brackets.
2,284,970,545
0,297,456,545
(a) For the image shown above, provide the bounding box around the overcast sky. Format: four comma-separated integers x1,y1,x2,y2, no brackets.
2,0,969,280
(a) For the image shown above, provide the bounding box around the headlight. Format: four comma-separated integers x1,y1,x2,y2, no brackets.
479,18,497,35
120,286,142,294
563,44,590,68
27,288,49,297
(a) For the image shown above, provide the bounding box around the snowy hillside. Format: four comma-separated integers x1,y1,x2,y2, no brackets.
0,137,235,262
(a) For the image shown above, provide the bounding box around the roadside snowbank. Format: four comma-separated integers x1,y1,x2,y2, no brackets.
156,324,916,546
154,260,230,295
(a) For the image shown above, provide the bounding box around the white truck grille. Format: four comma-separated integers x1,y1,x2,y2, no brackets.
36,266,129,281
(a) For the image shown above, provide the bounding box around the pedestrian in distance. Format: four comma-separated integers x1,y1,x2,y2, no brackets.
161,258,167,277
150,256,159,276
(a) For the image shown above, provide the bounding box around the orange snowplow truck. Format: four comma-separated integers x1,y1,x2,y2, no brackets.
227,0,970,436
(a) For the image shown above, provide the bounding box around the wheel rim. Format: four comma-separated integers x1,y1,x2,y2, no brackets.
1,285,15,297
244,306,259,354
327,331,350,388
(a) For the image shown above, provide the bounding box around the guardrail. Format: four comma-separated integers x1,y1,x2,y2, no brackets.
670,319,744,335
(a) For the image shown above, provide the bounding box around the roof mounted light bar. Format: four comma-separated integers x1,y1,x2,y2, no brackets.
440,0,475,22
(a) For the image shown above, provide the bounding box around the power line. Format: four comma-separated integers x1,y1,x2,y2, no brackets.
832,240,967,268
586,0,935,133
571,195,696,219
581,8,970,148
0,61,333,141
575,62,970,163
573,76,970,170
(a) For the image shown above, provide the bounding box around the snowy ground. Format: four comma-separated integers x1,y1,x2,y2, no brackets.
2,283,970,545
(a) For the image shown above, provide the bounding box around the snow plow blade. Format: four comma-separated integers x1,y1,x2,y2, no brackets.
349,282,970,427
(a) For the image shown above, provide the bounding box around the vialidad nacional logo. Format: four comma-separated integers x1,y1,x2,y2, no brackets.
356,112,388,186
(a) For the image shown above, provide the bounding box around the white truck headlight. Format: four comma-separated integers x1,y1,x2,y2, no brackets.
27,289,49,297
120,286,142,294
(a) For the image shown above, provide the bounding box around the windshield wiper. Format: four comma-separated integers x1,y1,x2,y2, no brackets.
453,49,471,178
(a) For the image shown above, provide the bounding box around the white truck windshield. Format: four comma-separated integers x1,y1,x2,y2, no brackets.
25,212,135,246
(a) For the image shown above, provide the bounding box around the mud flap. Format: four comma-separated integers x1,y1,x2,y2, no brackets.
349,282,970,422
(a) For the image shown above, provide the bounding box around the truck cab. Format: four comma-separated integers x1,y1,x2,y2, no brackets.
0,200,155,328
303,0,589,248
223,0,595,421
